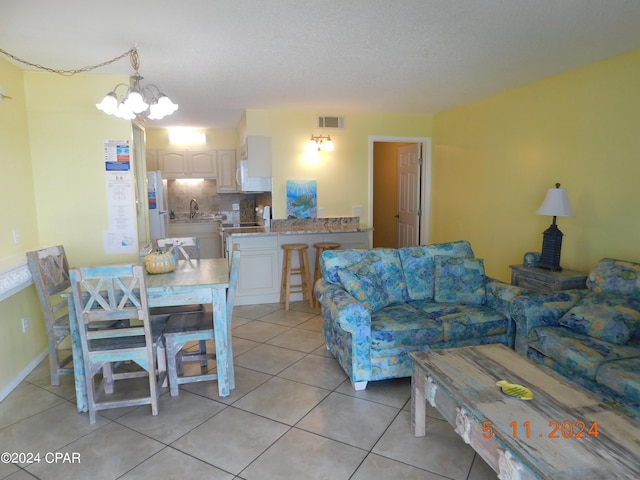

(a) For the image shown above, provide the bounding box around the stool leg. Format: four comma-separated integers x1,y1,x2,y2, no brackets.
312,247,323,308
284,250,293,310
280,250,288,305
300,249,313,308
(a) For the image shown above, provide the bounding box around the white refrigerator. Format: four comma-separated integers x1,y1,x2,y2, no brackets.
147,170,168,245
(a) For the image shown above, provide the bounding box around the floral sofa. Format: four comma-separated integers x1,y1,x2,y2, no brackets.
314,240,526,390
511,258,640,418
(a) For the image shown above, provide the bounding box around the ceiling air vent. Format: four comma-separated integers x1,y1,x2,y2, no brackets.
317,115,345,129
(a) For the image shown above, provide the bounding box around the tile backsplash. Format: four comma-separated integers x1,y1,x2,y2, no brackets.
167,179,271,223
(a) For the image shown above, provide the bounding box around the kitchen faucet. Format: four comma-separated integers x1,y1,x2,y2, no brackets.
190,198,199,219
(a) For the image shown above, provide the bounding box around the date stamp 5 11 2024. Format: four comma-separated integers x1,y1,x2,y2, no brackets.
482,420,600,440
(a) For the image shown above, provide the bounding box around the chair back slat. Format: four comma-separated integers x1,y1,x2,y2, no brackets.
157,237,200,261
26,245,74,385
70,264,151,346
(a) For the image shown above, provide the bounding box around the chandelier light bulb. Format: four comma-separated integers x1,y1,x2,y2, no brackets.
96,92,118,115
157,95,178,114
123,90,149,114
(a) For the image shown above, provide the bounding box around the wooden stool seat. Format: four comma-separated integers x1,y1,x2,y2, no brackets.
280,244,313,310
312,242,341,307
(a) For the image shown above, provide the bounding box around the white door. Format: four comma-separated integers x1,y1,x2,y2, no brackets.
397,144,421,247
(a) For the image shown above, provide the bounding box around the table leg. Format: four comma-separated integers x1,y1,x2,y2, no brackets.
65,295,88,413
411,367,426,437
212,288,231,397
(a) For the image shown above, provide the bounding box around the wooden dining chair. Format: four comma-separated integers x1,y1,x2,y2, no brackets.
163,245,240,396
69,263,166,424
26,245,73,386
150,237,204,318
157,237,200,262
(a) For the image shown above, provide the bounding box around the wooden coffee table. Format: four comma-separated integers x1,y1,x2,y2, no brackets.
410,345,640,480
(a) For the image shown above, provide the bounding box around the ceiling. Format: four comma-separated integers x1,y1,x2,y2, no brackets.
2,1,640,130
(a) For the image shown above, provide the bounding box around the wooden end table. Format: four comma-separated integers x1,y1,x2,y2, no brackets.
509,264,587,293
410,345,639,479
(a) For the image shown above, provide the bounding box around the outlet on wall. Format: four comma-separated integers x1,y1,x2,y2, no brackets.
12,228,20,244
21,317,28,333
232,203,240,211
352,206,362,216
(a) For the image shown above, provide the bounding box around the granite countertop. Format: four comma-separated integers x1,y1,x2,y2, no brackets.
221,216,372,237
223,224,371,237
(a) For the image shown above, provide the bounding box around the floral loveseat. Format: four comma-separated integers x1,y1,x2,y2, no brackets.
512,258,640,418
314,240,526,390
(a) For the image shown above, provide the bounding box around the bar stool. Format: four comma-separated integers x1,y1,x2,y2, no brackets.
280,243,313,310
312,242,341,307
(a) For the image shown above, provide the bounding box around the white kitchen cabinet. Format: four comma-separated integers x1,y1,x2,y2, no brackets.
240,136,272,177
158,149,217,179
216,149,237,192
167,222,222,258
228,235,280,305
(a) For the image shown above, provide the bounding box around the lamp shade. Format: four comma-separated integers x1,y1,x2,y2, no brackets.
536,185,574,217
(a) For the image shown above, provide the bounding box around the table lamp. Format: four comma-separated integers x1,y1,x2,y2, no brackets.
536,183,574,271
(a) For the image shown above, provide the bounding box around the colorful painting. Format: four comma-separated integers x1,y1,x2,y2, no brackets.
286,180,317,218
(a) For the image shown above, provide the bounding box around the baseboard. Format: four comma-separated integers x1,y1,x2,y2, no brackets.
0,350,47,403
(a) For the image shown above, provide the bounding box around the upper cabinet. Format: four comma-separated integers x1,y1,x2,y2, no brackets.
240,136,272,177
216,150,238,192
157,149,217,179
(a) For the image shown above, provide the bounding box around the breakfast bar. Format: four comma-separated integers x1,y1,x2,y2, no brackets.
222,217,371,305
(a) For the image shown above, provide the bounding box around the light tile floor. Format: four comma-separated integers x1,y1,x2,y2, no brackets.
0,302,498,480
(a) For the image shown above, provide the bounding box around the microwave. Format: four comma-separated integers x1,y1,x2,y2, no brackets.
236,160,272,192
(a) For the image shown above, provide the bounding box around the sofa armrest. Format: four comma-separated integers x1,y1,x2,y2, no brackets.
510,289,587,354
485,279,528,318
315,279,372,335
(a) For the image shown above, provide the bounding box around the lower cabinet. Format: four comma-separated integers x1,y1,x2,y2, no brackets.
229,231,369,306
228,235,280,305
167,222,222,259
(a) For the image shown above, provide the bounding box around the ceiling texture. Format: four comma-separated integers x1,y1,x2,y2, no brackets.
2,1,640,130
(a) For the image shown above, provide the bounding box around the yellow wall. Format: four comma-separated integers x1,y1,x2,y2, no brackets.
244,110,432,220
0,65,135,394
0,57,48,390
25,71,134,267
0,58,39,269
432,48,640,281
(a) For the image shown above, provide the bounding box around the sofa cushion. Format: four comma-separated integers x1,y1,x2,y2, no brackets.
322,248,407,304
529,326,640,380
558,293,640,345
410,300,509,342
434,256,486,305
595,356,640,405
337,257,390,313
587,258,640,297
370,303,444,349
399,240,474,301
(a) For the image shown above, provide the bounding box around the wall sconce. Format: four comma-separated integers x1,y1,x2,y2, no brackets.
307,134,334,152
96,48,178,120
536,182,574,271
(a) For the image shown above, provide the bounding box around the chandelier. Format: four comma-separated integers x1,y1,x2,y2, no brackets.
96,48,178,120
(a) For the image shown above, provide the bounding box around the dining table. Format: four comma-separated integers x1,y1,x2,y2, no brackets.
65,258,232,413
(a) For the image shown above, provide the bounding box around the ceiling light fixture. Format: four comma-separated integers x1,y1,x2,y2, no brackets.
96,48,178,121
307,134,334,152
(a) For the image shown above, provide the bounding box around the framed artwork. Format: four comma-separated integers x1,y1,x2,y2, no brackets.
286,180,317,218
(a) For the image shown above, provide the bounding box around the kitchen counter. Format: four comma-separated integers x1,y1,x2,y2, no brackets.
223,217,371,306
221,216,371,237
221,223,372,237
